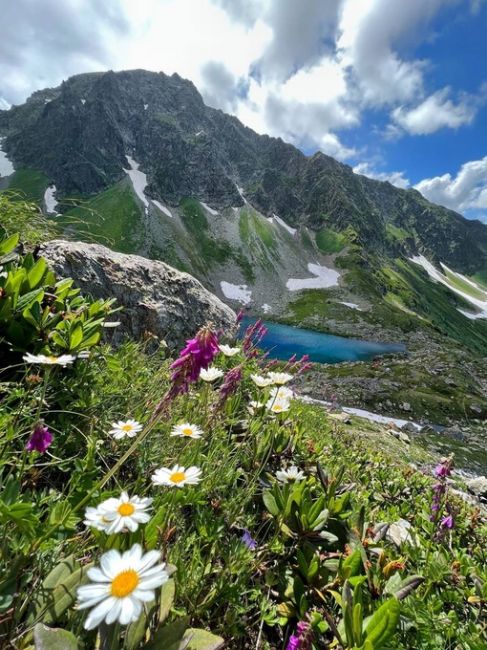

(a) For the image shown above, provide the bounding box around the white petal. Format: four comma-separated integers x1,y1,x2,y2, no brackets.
123,543,143,565
137,573,168,590
119,597,136,625
132,588,156,602
100,550,122,578
87,567,111,583
136,550,161,573
83,596,116,630
105,598,122,625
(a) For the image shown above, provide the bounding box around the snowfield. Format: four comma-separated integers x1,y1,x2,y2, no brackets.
410,255,487,319
44,185,59,214
340,302,362,311
0,138,15,177
220,281,252,304
272,214,297,236
152,200,173,218
123,156,149,209
201,201,219,216
286,263,340,291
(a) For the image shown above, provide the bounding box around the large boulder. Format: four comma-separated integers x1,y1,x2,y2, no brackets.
41,240,236,349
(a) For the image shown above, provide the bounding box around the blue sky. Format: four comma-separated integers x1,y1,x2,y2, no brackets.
0,0,486,220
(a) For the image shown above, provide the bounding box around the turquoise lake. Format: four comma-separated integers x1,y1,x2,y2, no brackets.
240,318,407,364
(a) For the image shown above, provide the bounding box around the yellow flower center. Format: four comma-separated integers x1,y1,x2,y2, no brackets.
47,356,58,363
273,404,283,412
122,424,133,432
170,471,186,484
118,503,135,516
182,427,194,436
110,570,139,598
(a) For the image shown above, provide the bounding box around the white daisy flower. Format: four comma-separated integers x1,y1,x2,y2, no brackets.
109,420,143,440
269,386,294,401
266,398,291,414
276,465,305,483
151,464,202,488
267,371,293,385
83,506,111,532
87,492,153,534
219,344,240,357
251,374,274,388
199,366,224,382
170,423,204,439
77,544,168,630
77,350,91,359
23,352,76,367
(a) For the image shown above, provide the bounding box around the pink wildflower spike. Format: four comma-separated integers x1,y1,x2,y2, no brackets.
26,423,53,453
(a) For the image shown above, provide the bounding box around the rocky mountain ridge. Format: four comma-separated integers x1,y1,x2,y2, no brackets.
1,69,487,273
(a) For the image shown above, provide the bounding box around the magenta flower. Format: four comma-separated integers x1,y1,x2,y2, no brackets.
152,327,220,416
434,463,451,478
440,513,454,529
286,620,312,650
26,423,53,453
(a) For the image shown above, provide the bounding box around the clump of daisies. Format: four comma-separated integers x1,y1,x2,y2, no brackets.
84,492,153,534
170,423,203,439
266,386,294,414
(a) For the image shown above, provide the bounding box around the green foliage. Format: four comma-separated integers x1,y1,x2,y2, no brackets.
315,227,347,254
0,232,486,648
0,232,116,356
2,168,49,203
0,193,57,243
61,180,144,252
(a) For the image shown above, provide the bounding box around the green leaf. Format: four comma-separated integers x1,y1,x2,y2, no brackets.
68,323,84,350
363,598,400,649
159,578,175,624
35,564,91,625
27,258,47,290
142,616,190,649
183,629,225,650
263,491,280,516
124,604,156,650
33,623,79,650
0,233,19,256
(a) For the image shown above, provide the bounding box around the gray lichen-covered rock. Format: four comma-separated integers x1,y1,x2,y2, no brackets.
41,239,236,348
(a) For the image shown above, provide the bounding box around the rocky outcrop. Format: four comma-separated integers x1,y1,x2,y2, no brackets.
41,239,236,348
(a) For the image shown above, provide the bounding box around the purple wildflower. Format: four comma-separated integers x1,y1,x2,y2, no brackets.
286,620,312,650
152,326,219,417
26,423,53,453
440,513,454,529
242,319,267,359
218,365,242,406
434,463,451,478
236,309,245,323
241,529,257,550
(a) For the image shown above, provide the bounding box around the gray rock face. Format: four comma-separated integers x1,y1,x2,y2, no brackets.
465,476,487,499
41,239,236,349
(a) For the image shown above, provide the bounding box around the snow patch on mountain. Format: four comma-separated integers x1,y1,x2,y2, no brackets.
123,156,149,209
410,255,487,319
201,201,219,216
220,281,252,304
44,185,59,214
273,214,297,236
0,138,15,177
152,200,173,218
340,302,362,311
287,263,340,291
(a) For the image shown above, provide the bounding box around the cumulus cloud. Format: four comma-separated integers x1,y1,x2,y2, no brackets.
415,156,487,213
392,88,478,135
353,163,410,189
0,0,129,106
200,62,245,112
337,0,456,107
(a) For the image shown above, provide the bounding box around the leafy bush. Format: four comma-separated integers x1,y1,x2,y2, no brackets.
0,232,116,358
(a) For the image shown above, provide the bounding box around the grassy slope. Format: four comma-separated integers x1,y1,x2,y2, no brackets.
2,168,49,203
60,181,144,252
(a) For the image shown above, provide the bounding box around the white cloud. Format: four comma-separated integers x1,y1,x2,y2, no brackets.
392,88,478,135
354,162,410,189
415,156,487,213
337,0,455,107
